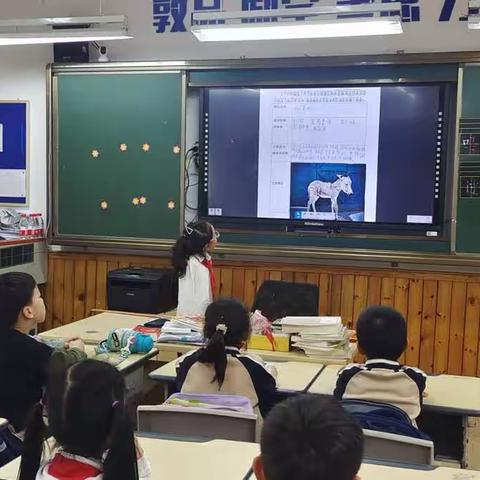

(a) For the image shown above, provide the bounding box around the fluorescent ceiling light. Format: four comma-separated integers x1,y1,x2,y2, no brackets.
0,15,132,46
192,17,403,42
191,4,403,42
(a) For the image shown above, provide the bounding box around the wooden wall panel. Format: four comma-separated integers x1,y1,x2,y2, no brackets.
419,280,438,373
448,282,467,375
73,260,87,321
367,276,382,306
85,260,97,319
95,261,107,310
394,278,409,365
353,276,368,328
381,278,395,307
318,273,331,315
340,275,355,329
219,268,233,297
330,275,343,316
52,258,65,329
464,283,480,376
62,259,74,327
232,269,245,301
44,252,480,377
406,279,423,368
433,281,452,374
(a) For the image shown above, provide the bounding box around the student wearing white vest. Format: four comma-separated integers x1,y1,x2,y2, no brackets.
172,221,219,317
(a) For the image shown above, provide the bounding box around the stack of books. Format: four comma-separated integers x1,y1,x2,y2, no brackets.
156,318,203,344
280,316,351,363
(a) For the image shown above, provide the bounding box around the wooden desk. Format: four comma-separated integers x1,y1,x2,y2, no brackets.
307,365,480,416
84,345,158,375
40,312,328,365
149,359,324,394
2,436,479,480
40,312,157,345
0,436,259,480
359,463,480,479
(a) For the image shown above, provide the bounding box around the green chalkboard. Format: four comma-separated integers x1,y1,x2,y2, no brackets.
456,66,480,254
56,72,182,240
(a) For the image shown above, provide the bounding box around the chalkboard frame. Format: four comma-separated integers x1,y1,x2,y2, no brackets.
47,55,480,260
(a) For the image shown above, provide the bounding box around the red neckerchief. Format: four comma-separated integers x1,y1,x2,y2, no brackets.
45,453,102,479
201,257,216,298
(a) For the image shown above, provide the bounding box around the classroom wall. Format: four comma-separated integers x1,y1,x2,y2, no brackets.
0,46,51,216
46,251,480,377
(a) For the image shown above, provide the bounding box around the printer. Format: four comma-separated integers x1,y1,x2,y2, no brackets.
107,267,178,314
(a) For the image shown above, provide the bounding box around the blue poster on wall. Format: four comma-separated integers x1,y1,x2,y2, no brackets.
0,102,28,205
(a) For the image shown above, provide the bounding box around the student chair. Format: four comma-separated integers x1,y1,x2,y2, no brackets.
252,280,319,321
137,394,257,442
363,429,434,466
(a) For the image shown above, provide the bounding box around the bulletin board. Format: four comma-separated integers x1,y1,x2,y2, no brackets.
53,72,183,242
0,101,28,206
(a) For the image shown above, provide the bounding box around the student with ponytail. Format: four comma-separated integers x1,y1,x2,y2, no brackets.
0,273,86,467
176,298,278,418
172,221,219,317
19,358,151,480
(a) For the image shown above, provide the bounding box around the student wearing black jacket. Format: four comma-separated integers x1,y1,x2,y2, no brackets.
0,272,87,466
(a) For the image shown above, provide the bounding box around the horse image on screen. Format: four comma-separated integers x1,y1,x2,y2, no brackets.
290,163,366,222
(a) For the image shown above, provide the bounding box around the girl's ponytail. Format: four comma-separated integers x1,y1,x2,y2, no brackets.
199,299,251,388
199,324,228,387
172,235,190,277
103,401,139,480
18,402,47,480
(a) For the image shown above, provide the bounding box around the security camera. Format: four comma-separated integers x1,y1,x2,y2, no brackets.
98,46,109,63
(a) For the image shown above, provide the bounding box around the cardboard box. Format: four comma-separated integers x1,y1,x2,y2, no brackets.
247,333,290,352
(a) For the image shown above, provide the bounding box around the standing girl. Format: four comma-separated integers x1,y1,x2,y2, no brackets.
19,358,151,480
172,221,219,317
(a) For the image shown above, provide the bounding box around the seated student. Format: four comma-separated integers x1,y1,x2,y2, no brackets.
176,298,277,418
19,358,151,480
334,305,427,422
253,395,364,480
0,272,86,465
172,221,219,317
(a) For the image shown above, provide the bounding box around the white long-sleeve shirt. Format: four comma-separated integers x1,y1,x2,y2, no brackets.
177,255,212,317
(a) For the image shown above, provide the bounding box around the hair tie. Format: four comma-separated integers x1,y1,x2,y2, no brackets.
112,400,120,408
216,324,228,335
185,225,193,236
